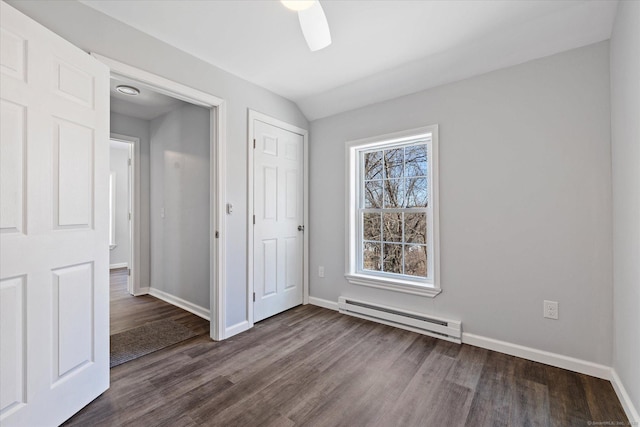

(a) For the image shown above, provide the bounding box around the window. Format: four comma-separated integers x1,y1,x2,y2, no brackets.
345,125,440,297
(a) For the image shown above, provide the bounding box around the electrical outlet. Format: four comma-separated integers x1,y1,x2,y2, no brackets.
318,266,325,278
543,300,559,319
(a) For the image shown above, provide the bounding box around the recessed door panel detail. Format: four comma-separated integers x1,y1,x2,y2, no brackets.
54,60,94,108
284,237,297,290
285,142,297,161
0,99,26,234
262,239,277,296
1,3,110,424
52,263,94,384
0,276,26,418
263,166,277,220
262,135,277,156
253,118,305,322
285,170,297,220
0,28,26,82
53,119,94,228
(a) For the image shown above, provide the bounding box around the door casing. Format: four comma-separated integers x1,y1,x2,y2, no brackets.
110,134,137,296
92,54,228,341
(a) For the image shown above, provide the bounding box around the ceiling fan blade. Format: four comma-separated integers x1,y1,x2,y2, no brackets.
298,1,331,52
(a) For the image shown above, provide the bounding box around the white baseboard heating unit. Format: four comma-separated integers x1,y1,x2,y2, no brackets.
338,297,462,344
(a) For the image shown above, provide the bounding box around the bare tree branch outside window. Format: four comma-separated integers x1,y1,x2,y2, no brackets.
361,143,428,277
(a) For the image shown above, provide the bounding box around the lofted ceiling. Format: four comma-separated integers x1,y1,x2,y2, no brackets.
81,0,618,121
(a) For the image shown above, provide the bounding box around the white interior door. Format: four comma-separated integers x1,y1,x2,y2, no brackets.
253,119,304,322
0,3,110,426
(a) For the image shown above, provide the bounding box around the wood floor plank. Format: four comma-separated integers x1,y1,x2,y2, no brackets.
581,374,628,424
510,378,551,427
372,350,461,427
63,270,629,426
465,351,516,426
547,366,593,426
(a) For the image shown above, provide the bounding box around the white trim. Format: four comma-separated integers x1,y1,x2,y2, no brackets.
110,133,139,296
225,321,251,339
344,125,440,296
133,287,150,297
92,54,224,108
462,332,611,380
247,110,309,329
93,53,227,341
308,296,339,311
611,369,640,423
148,288,210,321
109,263,128,270
346,274,442,297
108,172,117,249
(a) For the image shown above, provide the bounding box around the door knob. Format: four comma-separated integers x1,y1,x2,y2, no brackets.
298,225,305,231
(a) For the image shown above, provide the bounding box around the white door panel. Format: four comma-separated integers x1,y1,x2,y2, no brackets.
0,3,110,425
253,119,304,322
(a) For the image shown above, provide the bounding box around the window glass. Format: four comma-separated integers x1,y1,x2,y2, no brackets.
360,142,429,279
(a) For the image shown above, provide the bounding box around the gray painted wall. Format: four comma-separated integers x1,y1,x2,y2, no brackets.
9,1,309,328
109,143,130,267
110,112,151,289
611,0,640,416
309,42,613,365
150,104,211,310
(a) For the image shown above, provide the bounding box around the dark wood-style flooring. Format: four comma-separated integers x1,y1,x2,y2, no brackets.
109,268,209,336
65,269,627,426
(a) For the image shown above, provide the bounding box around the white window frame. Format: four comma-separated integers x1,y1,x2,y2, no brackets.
345,125,441,297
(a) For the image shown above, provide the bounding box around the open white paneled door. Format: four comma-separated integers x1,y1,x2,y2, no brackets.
0,3,110,425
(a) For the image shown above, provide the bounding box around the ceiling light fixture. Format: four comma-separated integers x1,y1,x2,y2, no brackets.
116,85,140,96
282,0,331,52
281,0,315,12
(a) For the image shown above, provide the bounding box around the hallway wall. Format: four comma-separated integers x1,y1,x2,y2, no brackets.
150,103,211,311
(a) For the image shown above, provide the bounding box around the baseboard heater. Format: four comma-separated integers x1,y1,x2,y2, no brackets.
338,297,462,344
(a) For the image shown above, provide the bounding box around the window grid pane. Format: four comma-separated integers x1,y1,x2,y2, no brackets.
360,142,429,279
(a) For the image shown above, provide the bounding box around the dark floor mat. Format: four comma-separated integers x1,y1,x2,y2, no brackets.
110,319,198,368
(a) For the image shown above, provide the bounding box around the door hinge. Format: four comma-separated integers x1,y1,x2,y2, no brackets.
253,138,256,149
253,215,256,225
128,212,131,220
128,158,131,166
215,231,219,238
253,292,256,302
128,268,131,276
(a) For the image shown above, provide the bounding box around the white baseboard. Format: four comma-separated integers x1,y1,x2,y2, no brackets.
148,287,210,321
611,369,640,423
225,321,250,339
133,286,149,296
462,333,611,380
308,296,339,311
109,262,128,269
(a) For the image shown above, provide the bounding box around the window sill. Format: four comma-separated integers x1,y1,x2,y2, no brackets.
345,273,442,298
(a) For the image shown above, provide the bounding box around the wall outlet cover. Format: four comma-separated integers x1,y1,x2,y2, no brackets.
543,300,559,319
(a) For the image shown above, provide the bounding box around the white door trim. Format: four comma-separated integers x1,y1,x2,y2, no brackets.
247,110,309,329
109,133,137,296
92,53,227,341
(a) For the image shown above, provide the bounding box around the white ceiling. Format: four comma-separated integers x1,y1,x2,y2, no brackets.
82,0,618,121
110,75,186,121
